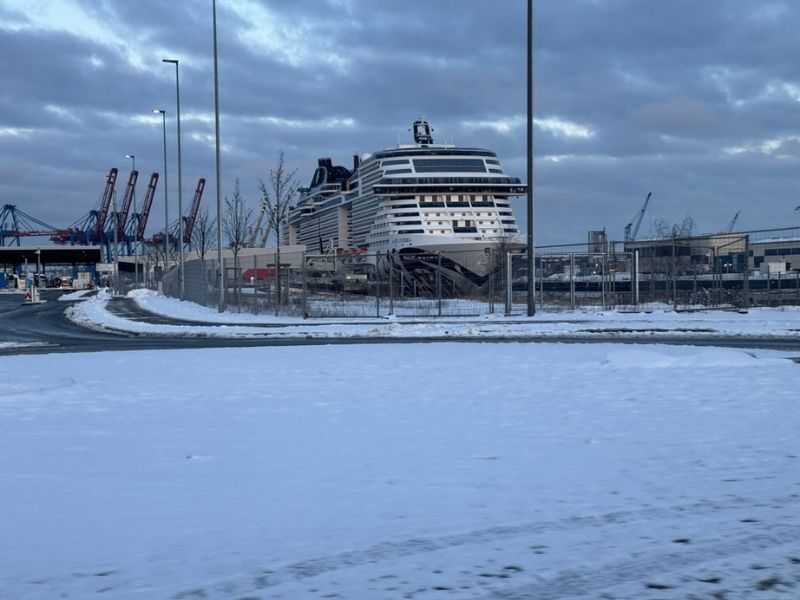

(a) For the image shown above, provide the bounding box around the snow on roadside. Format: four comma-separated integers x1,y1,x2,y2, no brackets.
0,341,50,350
64,288,800,340
56,288,94,301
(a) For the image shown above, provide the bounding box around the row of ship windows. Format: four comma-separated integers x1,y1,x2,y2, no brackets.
371,221,516,231
389,229,518,235
374,230,517,238
381,157,502,167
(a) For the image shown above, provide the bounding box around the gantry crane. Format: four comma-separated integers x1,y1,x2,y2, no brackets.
50,168,118,246
0,205,57,246
91,168,118,243
183,178,206,244
135,173,160,242
115,170,139,239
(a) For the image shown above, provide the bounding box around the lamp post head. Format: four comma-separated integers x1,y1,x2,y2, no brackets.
162,58,179,65
124,154,135,159
153,109,165,115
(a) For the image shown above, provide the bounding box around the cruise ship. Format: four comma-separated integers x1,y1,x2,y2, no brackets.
286,119,527,291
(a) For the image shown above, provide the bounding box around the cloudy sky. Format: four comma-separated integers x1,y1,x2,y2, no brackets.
1,0,799,245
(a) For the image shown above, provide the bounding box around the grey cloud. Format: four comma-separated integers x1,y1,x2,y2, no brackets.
1,0,799,245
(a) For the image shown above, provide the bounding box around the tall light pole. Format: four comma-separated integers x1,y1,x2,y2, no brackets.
526,0,536,316
153,109,169,266
163,58,185,300
124,154,138,285
212,0,224,312
111,189,119,294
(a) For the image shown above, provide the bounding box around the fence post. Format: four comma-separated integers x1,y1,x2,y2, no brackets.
388,253,394,316
488,249,495,314
743,235,750,309
538,255,543,308
601,252,606,310
671,235,677,310
505,252,512,315
570,252,576,310
375,253,381,318
766,263,770,305
302,252,308,318
437,252,442,317
633,250,639,308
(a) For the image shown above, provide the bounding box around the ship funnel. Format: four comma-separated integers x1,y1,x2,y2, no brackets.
412,118,434,144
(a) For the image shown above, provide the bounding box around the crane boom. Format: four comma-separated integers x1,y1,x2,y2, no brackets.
183,178,206,243
725,210,740,233
91,168,118,242
135,173,159,241
624,192,652,242
249,196,269,247
116,170,139,238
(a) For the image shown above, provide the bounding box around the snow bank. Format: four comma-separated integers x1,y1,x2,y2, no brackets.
62,289,800,341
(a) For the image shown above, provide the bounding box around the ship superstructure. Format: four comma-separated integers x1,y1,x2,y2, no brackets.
286,119,526,287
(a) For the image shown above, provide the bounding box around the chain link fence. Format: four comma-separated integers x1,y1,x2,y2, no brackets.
135,234,800,317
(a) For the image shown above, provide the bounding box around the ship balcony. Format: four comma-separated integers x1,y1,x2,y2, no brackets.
453,226,479,233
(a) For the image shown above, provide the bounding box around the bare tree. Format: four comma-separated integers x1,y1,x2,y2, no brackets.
646,215,697,282
223,178,253,282
651,215,695,239
258,150,299,310
192,207,216,261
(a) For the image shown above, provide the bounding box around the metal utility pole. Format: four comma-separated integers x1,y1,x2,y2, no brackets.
153,109,169,263
125,154,137,284
112,190,119,294
213,0,225,312
526,0,536,316
163,58,185,300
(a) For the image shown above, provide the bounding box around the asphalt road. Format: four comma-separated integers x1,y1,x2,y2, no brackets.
2,289,800,356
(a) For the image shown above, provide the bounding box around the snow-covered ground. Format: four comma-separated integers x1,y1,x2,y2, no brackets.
4,292,800,597
1,343,799,599
66,288,800,340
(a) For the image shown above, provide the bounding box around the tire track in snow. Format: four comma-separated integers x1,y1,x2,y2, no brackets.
475,525,800,600
174,493,800,598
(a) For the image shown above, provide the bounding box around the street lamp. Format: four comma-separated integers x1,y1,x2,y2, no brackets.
163,58,185,300
213,0,224,312
153,109,169,267
526,0,536,316
124,154,138,285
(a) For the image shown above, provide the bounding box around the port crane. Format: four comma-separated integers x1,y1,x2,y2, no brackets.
249,195,269,247
115,170,139,239
0,205,57,246
624,192,652,242
725,210,740,233
182,178,206,245
135,173,160,243
49,168,119,246
91,168,118,242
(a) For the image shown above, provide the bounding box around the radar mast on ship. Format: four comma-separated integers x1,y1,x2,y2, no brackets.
411,118,434,145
